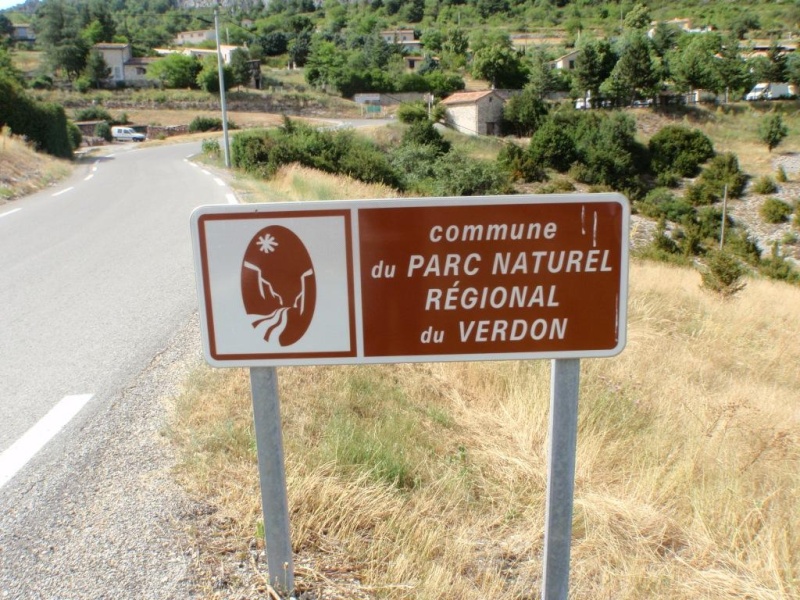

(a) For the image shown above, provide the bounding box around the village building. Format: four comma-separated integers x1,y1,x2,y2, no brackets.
93,43,154,87
440,90,506,136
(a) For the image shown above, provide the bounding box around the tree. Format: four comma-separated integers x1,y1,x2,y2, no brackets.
229,48,253,88
471,44,528,89
0,14,14,45
34,0,89,79
573,38,616,106
84,49,110,88
649,126,715,177
502,87,548,136
603,33,661,105
147,53,201,88
622,3,651,31
758,114,789,153
669,34,721,93
196,56,234,94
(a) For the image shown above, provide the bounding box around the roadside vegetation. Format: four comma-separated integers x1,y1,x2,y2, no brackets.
0,127,71,202
171,216,800,600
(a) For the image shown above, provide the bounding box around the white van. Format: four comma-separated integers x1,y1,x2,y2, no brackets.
111,126,146,142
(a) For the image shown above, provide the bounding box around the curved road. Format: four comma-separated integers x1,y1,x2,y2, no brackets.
0,141,230,598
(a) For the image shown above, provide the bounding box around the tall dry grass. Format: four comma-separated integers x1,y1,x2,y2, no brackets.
171,257,800,599
0,129,72,201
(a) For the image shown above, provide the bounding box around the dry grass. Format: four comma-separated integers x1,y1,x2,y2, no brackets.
171,254,800,597
0,129,72,203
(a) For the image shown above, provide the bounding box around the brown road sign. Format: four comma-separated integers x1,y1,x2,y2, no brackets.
190,194,629,367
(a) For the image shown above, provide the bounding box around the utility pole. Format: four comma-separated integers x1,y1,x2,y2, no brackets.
214,4,231,168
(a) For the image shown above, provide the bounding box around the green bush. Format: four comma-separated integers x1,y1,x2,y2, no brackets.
396,102,429,124
94,121,111,142
684,181,719,206
751,175,778,195
776,165,788,183
648,125,714,178
527,118,576,173
724,230,762,265
698,152,748,199
428,153,510,197
74,106,113,122
758,243,800,284
201,138,220,158
67,121,82,149
0,75,73,159
701,250,747,298
760,197,793,224
189,116,224,132
401,120,450,155
636,187,694,221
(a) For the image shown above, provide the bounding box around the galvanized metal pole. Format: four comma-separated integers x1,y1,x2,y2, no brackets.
541,358,581,600
213,6,231,168
250,367,294,595
720,184,728,251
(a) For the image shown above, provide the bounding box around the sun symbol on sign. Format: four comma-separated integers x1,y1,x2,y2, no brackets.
257,233,279,254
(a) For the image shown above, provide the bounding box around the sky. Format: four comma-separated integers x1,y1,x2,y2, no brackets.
0,1,24,12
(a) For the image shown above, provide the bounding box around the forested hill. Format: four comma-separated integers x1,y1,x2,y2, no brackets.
2,0,797,40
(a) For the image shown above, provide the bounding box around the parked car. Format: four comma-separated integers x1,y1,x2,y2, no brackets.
111,126,146,142
745,83,797,101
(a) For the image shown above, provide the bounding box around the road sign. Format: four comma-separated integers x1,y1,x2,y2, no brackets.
190,194,629,367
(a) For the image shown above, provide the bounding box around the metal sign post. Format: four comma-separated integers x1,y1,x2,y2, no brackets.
250,367,294,595
542,358,581,600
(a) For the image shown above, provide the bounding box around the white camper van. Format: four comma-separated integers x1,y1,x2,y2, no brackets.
745,83,796,101
111,126,146,142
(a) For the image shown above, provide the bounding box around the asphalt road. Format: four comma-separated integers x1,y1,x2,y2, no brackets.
0,141,230,598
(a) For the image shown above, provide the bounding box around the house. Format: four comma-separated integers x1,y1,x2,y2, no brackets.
440,90,506,136
551,49,580,70
381,29,415,44
93,43,154,87
11,24,35,44
154,45,240,65
174,29,216,46
380,28,423,53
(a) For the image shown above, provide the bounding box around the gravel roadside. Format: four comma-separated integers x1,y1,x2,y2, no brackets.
0,315,205,600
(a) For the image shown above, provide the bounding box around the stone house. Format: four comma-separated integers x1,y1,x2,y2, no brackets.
93,43,153,87
440,90,506,136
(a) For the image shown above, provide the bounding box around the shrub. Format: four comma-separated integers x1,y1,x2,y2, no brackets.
31,74,53,90
684,181,719,206
189,116,224,132
751,175,778,195
725,230,762,265
94,121,111,141
636,187,694,221
699,152,747,198
201,138,220,158
74,106,113,122
67,121,82,149
0,75,72,158
648,125,714,178
760,197,793,223
655,171,680,188
527,118,576,173
776,165,788,182
401,120,450,155
701,250,747,298
396,102,429,124
428,153,510,197
497,143,545,182
758,243,800,283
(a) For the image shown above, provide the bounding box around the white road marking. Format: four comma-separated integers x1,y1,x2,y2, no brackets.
0,208,22,220
0,394,93,489
52,187,74,197
92,165,98,172
226,193,237,204
84,174,94,181
201,169,211,176
189,162,199,168
214,177,225,187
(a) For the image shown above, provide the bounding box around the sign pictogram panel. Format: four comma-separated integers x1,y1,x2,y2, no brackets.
190,194,629,367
